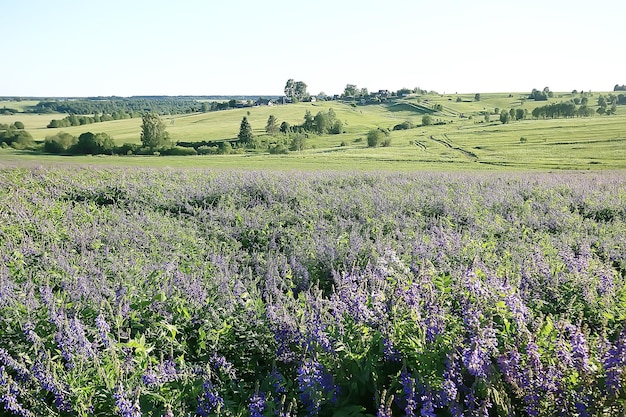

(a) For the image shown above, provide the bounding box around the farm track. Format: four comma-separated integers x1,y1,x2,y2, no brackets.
429,134,478,160
414,141,427,151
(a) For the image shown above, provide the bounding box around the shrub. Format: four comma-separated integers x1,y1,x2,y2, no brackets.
381,137,392,147
44,133,77,154
269,144,288,154
218,142,232,155
162,146,198,156
393,121,414,131
197,145,218,155
367,129,383,147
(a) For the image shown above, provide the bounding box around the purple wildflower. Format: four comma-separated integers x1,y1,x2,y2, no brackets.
113,384,141,417
297,357,336,416
22,322,38,344
249,391,265,417
96,313,111,348
399,370,417,417
570,326,591,373
420,394,436,417
197,381,224,417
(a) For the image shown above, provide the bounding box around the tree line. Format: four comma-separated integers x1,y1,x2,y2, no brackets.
31,97,205,115
47,111,137,128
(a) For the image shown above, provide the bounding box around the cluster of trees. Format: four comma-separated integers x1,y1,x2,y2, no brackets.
614,84,626,91
32,97,204,115
267,109,344,137
44,132,115,154
42,112,189,156
528,87,553,101
47,111,136,128
0,122,34,149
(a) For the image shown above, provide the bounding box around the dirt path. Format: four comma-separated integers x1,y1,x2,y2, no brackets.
429,134,478,160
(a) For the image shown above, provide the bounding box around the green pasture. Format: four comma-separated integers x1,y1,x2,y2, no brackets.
1,92,624,170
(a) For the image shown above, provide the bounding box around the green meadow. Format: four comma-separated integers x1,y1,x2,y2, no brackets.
1,92,625,170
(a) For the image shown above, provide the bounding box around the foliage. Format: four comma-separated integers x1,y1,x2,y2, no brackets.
140,113,170,149
367,129,383,147
237,116,254,146
43,132,78,154
265,115,278,136
284,79,309,103
0,123,35,149
0,167,625,416
70,132,115,155
393,121,414,131
422,114,432,126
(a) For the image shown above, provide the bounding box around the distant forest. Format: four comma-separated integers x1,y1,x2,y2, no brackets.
22,96,280,116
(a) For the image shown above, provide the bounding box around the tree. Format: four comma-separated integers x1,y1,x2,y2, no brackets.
284,79,308,102
279,121,291,134
313,112,329,134
500,110,511,124
515,108,527,120
284,79,295,100
343,84,358,98
238,116,254,145
474,93,481,101
294,81,309,102
265,115,278,135
13,121,24,129
140,112,170,149
303,110,314,132
422,115,432,126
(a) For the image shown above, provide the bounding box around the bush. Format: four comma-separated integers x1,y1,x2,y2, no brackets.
218,142,232,155
13,121,25,129
197,145,218,155
393,121,414,131
115,143,141,155
367,129,383,147
44,133,77,154
422,115,432,126
381,137,392,147
269,144,289,154
162,146,198,156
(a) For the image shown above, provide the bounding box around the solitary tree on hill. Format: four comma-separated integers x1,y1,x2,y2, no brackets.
140,112,170,149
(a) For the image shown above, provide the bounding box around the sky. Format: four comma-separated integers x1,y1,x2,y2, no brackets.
2,0,625,97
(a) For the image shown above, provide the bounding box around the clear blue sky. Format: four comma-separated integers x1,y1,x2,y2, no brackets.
2,0,625,97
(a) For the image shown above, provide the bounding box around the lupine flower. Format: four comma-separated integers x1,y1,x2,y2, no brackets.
248,391,265,417
463,327,497,378
22,322,38,345
96,313,111,348
211,354,236,379
399,370,417,417
197,381,224,417
420,394,436,417
297,357,336,416
113,384,141,417
570,326,591,373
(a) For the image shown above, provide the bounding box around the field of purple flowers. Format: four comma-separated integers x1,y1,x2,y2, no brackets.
1,165,626,416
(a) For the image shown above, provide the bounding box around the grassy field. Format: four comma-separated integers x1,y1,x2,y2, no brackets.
1,92,624,170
